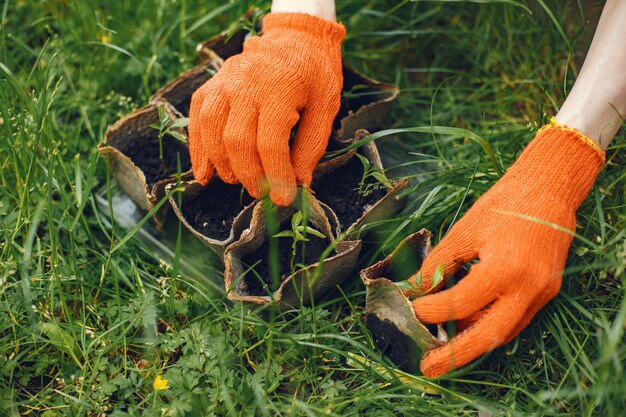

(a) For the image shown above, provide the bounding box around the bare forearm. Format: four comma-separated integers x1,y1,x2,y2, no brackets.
271,0,336,22
555,0,626,150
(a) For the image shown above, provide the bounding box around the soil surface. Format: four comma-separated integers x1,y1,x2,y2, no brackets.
242,233,330,296
164,71,211,118
366,314,437,374
313,156,387,230
114,130,191,189
182,181,253,241
170,95,192,119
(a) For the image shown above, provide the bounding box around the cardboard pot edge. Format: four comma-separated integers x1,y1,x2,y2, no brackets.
167,180,257,253
277,239,362,308
346,177,410,240
361,229,447,372
98,144,152,212
223,199,359,308
150,60,222,107
360,229,433,283
337,67,400,141
364,277,444,352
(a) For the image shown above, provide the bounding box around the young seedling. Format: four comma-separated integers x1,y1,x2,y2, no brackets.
394,263,445,297
149,106,189,162
273,210,327,273
355,153,392,197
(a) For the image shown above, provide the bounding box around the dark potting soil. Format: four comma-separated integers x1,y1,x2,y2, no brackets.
177,97,192,119
182,181,253,241
242,233,330,296
313,156,387,230
366,314,437,374
114,131,191,189
162,71,212,118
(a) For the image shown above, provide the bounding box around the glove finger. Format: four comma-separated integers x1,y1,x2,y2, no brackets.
455,309,485,333
291,94,341,185
411,221,477,293
420,296,526,378
257,106,300,206
196,86,237,184
503,281,559,344
412,262,498,323
223,103,264,198
188,85,216,184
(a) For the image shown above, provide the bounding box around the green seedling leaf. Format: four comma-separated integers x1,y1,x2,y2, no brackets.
355,153,370,171
291,210,303,231
413,271,423,289
168,130,188,143
293,230,307,241
429,263,445,292
371,171,392,189
294,235,309,243
157,105,167,121
303,226,326,240
393,280,415,291
273,231,295,239
170,117,189,129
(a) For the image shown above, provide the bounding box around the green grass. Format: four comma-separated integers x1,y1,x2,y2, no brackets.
1,0,625,415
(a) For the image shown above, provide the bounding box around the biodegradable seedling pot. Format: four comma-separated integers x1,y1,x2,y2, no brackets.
360,229,448,373
334,67,399,143
312,130,409,239
99,103,191,214
224,195,362,308
167,179,256,254
151,59,222,118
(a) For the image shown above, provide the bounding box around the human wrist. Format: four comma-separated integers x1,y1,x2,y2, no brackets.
271,0,337,22
262,13,345,47
554,107,623,151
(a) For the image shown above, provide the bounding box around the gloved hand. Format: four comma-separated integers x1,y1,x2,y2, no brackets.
410,121,605,377
189,13,345,206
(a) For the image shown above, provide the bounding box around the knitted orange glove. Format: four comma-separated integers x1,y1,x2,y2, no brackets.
189,13,345,206
410,122,605,378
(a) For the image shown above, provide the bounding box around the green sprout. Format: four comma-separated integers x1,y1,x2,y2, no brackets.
149,106,189,161
355,153,393,196
273,210,327,273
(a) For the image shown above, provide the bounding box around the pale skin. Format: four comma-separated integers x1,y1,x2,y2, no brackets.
555,0,626,150
271,0,337,22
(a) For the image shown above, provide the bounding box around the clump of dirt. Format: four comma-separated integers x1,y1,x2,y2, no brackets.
181,181,253,241
242,232,330,296
313,156,387,230
113,131,191,189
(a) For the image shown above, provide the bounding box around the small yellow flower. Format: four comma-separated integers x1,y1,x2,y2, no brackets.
101,34,109,44
153,375,170,391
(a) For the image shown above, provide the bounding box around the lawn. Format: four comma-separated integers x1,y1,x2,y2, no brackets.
1,0,625,416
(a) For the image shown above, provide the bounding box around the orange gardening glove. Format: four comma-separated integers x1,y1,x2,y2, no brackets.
188,13,345,206
410,121,605,378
